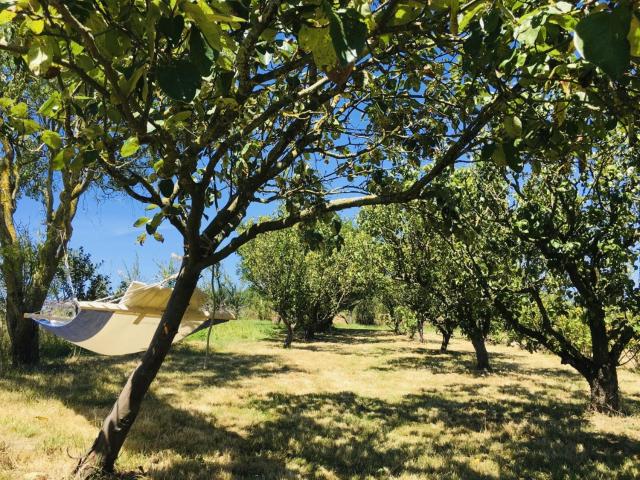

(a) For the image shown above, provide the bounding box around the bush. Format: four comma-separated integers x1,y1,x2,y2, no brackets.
394,305,418,337
352,300,377,325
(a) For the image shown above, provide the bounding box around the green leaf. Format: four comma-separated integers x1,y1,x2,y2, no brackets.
157,15,185,45
492,144,506,167
153,159,164,173
52,148,74,170
121,136,140,157
156,59,202,102
119,65,146,97
17,119,40,134
133,217,150,227
82,149,99,165
42,130,62,150
458,0,487,32
574,5,631,80
0,9,16,25
298,25,338,68
38,92,62,118
189,27,215,76
10,102,28,118
25,18,44,34
503,115,523,138
26,38,55,76
0,97,14,109
136,233,147,245
322,3,368,66
181,0,238,61
389,1,425,26
628,14,640,57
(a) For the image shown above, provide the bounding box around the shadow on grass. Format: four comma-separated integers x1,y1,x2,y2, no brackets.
242,388,640,480
2,327,639,479
288,329,403,357
0,343,302,478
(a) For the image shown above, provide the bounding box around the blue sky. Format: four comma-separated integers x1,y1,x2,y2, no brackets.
15,185,359,290
15,190,245,287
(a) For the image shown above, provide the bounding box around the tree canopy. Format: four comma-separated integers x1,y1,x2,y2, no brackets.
2,0,640,475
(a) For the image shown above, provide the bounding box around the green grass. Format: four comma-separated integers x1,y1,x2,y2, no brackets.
334,322,390,331
188,319,280,348
1,321,639,479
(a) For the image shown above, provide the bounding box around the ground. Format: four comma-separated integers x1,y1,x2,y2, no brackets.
1,321,639,480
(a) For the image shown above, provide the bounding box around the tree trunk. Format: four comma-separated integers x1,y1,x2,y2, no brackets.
73,263,201,477
4,288,40,367
393,318,401,335
588,362,620,414
303,327,315,341
469,329,491,371
417,320,425,343
283,323,293,348
439,330,451,353
583,304,621,413
10,316,39,366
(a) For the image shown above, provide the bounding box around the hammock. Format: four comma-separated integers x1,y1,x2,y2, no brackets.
24,281,235,356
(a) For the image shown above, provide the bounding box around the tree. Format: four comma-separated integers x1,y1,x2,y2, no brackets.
240,219,382,344
360,202,497,369
217,275,247,319
0,54,95,366
239,226,311,347
51,247,111,301
463,153,640,413
0,0,567,474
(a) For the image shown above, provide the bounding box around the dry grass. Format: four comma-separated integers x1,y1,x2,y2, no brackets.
1,321,639,480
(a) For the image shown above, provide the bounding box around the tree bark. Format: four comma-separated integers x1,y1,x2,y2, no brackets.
393,318,401,335
9,314,39,366
588,362,620,414
439,330,451,353
283,322,293,348
469,329,491,371
584,304,621,413
417,319,425,343
303,326,315,341
73,263,201,477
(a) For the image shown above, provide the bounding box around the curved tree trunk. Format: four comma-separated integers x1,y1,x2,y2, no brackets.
588,362,620,413
73,263,201,477
469,329,490,371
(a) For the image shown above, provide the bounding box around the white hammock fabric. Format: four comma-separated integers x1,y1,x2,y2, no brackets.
25,281,235,356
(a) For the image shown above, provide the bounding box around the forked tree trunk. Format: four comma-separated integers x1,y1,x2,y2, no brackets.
469,329,490,371
439,330,451,353
73,263,201,477
588,362,620,414
417,319,425,343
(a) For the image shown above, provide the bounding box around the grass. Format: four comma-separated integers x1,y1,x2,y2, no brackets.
0,320,639,479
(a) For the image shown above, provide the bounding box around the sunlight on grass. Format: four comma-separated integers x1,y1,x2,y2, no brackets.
1,321,639,479
188,319,280,348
